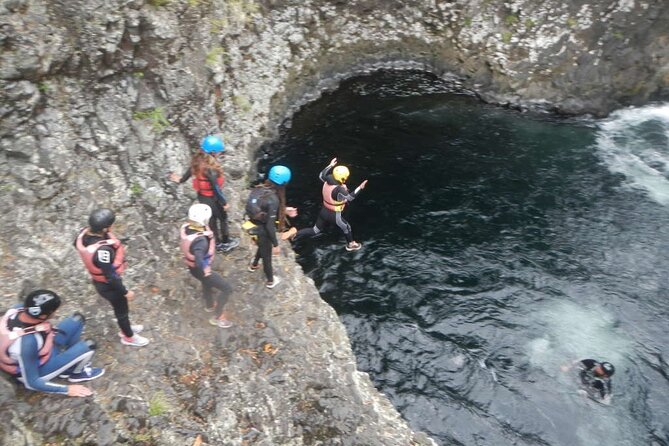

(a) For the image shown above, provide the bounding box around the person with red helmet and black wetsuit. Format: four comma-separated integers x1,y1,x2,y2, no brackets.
74,208,149,347
169,135,239,253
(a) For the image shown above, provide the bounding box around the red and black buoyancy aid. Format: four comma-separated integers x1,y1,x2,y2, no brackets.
322,182,346,212
0,308,54,375
192,171,224,197
75,228,126,283
179,224,215,269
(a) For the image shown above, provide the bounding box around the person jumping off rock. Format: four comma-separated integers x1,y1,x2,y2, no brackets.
170,135,240,253
0,290,104,397
74,208,149,347
180,203,234,328
293,157,368,251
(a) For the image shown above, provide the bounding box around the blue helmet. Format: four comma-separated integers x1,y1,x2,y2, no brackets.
268,165,291,185
200,135,225,154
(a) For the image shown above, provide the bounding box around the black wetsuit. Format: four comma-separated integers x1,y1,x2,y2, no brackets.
185,226,232,316
294,165,362,244
249,186,279,282
74,231,135,338
578,359,612,400
177,167,231,245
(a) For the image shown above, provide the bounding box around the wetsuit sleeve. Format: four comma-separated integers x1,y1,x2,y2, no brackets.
335,184,359,203
319,165,333,182
16,335,68,394
95,246,128,295
580,359,596,370
177,168,192,184
264,194,279,246
206,169,227,205
190,237,210,271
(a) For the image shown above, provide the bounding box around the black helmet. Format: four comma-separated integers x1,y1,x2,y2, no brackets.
24,290,61,319
89,208,115,232
600,362,615,377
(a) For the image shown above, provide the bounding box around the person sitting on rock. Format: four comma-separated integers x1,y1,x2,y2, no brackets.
170,135,240,253
293,157,368,251
180,203,234,328
0,290,104,397
74,208,149,347
246,165,298,289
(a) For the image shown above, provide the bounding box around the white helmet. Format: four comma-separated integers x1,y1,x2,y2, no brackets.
188,203,212,226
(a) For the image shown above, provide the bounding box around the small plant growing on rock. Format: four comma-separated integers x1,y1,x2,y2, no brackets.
37,81,51,93
147,0,170,6
502,31,513,44
130,183,142,197
148,392,169,416
132,108,170,132
205,47,227,66
566,17,578,28
504,14,519,26
233,95,252,113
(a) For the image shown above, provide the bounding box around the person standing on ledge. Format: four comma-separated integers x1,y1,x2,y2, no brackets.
169,135,240,253
246,165,298,289
180,203,234,328
74,208,149,347
0,290,104,397
293,157,368,251
561,358,615,404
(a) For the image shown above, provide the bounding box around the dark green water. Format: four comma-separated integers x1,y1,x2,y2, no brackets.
268,71,669,446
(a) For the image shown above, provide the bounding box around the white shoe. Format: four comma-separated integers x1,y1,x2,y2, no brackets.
121,334,150,347
117,324,144,337
266,276,282,289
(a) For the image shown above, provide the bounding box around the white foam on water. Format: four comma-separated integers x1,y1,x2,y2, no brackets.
596,103,669,205
527,300,638,445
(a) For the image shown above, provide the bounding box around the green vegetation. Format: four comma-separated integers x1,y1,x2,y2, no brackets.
524,18,535,29
612,31,624,40
504,14,519,26
205,46,227,66
502,31,513,44
130,183,142,197
233,95,252,113
210,17,229,33
147,0,170,6
132,108,169,131
226,0,259,26
148,392,169,416
133,71,144,79
463,17,472,27
566,17,578,28
37,82,50,93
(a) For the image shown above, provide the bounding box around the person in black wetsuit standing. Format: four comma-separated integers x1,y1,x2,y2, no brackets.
74,208,149,347
169,135,239,253
293,157,368,251
179,203,234,328
246,165,297,289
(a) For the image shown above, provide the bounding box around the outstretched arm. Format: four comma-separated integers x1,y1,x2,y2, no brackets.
318,157,337,182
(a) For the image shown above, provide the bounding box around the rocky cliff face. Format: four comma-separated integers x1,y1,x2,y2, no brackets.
1,0,667,445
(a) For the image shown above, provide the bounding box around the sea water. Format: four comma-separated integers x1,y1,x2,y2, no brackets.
269,71,669,446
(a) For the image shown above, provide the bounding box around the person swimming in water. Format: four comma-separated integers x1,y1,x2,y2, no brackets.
562,358,615,404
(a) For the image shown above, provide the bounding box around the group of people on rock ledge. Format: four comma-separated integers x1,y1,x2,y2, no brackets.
1,134,369,397
1,135,615,404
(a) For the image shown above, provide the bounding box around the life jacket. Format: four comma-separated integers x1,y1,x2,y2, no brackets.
75,228,126,283
192,171,224,197
322,182,346,212
179,224,215,269
0,308,54,375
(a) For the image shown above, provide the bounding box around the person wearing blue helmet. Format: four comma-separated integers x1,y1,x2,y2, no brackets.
170,135,239,253
245,165,298,289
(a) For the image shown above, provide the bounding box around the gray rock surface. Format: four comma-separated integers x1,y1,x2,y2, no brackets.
0,0,667,444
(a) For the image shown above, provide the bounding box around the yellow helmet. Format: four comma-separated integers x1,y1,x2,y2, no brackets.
333,165,350,183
